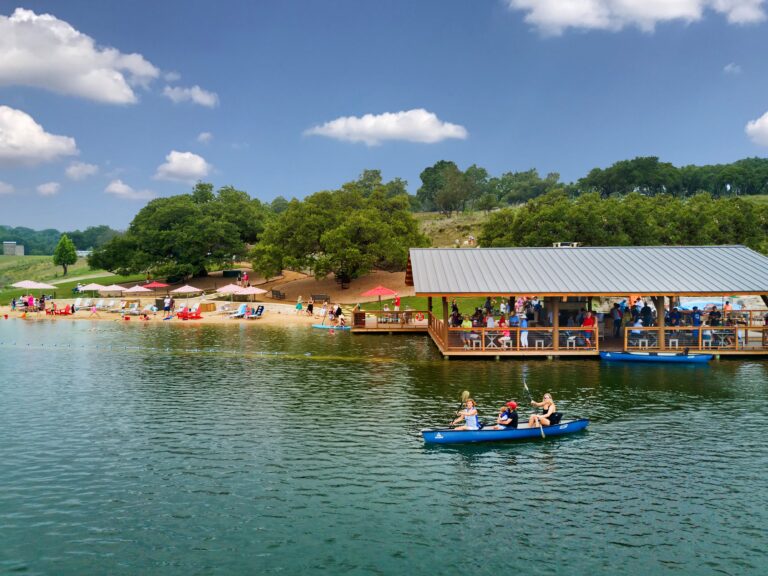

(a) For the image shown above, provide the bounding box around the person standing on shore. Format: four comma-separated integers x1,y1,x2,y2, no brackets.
296,295,303,314
163,296,171,318
306,297,314,317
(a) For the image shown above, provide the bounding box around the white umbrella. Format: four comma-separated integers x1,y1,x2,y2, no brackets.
99,284,126,294
80,282,105,291
216,283,244,294
32,281,56,290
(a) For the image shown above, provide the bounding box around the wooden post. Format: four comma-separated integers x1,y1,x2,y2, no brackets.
428,296,432,314
442,296,449,348
652,295,666,350
552,296,560,351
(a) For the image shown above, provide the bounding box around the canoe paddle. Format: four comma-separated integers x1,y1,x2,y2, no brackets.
523,378,545,438
450,390,471,426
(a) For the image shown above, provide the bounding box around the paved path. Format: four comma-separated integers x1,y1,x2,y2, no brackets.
50,271,115,285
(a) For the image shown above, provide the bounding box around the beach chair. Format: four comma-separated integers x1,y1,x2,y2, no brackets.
94,299,104,310
125,302,139,315
110,301,126,313
100,299,114,311
73,297,82,311
246,305,264,319
229,304,248,319
81,298,92,309
56,305,71,316
178,304,202,320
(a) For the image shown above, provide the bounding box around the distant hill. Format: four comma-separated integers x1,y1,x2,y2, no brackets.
0,225,119,255
415,211,495,248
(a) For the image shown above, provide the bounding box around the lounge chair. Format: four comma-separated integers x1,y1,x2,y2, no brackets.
94,299,105,310
229,304,248,319
124,302,139,315
100,299,114,311
246,305,265,319
73,297,82,311
178,304,202,320
81,298,92,309
56,305,71,316
110,301,126,313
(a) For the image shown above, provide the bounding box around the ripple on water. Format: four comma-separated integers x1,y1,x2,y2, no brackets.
0,321,767,575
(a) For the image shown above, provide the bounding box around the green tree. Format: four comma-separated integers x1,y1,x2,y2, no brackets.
251,178,429,282
52,234,77,275
417,160,458,211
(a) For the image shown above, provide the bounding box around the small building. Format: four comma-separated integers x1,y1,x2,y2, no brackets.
3,241,24,256
401,245,768,358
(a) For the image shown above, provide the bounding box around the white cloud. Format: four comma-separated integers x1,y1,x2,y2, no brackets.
304,108,468,146
0,8,159,104
0,181,14,194
746,111,768,146
505,1,766,34
105,179,156,201
0,105,78,166
164,71,181,82
197,131,213,143
723,62,742,74
154,150,212,183
65,161,98,180
163,85,219,108
37,181,60,196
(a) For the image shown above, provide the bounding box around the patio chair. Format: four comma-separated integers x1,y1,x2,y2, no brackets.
246,305,265,319
229,304,248,319
100,299,114,310
110,301,126,313
125,302,139,315
73,297,82,311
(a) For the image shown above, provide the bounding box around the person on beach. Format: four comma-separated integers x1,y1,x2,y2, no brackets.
163,296,171,318
296,295,303,314
451,398,480,430
89,303,100,318
492,401,519,430
11,297,16,311
528,393,557,428
306,297,314,317
169,297,176,315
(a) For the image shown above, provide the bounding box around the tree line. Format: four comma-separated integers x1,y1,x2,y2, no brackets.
479,191,768,254
0,224,119,255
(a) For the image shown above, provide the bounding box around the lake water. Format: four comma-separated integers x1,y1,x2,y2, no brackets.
1,320,766,575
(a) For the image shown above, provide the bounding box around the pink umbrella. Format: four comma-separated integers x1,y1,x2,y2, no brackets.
236,286,267,302
124,285,152,293
11,280,42,289
80,282,105,291
171,284,203,307
99,284,126,293
216,283,245,294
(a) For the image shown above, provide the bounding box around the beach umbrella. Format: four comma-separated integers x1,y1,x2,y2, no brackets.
144,280,170,296
11,280,42,289
99,284,126,296
236,286,267,302
80,282,104,297
31,281,56,290
216,283,245,304
171,284,203,307
361,285,398,310
124,285,152,293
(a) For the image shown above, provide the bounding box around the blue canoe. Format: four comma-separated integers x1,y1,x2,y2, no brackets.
312,324,351,331
600,351,712,364
422,419,589,445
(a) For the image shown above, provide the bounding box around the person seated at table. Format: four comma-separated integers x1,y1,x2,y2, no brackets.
485,313,496,329
451,398,480,430
492,401,519,429
498,314,507,327
669,307,681,327
528,393,557,428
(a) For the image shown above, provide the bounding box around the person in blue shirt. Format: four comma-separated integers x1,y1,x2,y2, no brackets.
691,306,702,340
492,401,519,430
451,398,480,430
669,307,681,327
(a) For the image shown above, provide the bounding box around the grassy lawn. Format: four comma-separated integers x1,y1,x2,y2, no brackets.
741,195,768,206
359,295,493,314
0,255,96,285
415,211,494,247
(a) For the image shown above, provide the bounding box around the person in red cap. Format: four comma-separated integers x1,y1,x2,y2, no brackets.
491,401,519,430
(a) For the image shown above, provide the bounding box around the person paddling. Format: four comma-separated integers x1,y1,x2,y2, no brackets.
528,393,557,429
492,401,519,430
451,398,480,430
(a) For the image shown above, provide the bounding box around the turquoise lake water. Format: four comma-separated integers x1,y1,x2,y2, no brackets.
0,320,766,575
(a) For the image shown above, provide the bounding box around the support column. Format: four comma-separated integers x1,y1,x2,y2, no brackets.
442,296,449,347
652,295,666,350
552,296,560,352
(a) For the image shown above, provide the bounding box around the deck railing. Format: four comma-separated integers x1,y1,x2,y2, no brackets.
434,324,599,353
622,325,768,352
352,309,430,330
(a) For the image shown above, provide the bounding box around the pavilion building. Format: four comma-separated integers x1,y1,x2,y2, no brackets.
389,245,768,358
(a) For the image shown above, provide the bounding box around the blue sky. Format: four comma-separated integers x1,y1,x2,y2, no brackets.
1,0,767,230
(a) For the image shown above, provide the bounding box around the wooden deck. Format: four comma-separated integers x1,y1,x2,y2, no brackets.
353,311,768,358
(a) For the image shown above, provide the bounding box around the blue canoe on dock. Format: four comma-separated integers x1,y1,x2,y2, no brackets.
422,418,589,445
600,351,712,364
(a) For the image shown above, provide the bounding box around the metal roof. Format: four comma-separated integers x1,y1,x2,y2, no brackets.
407,246,768,296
